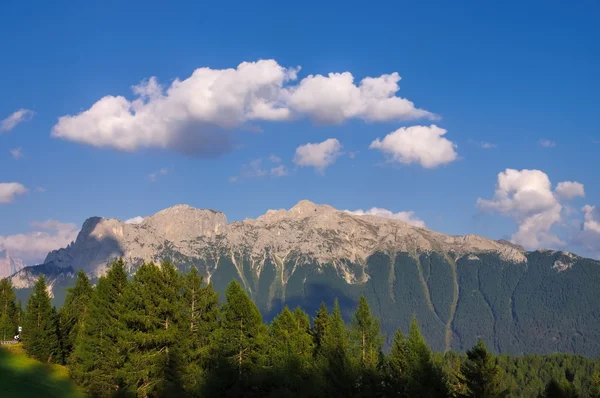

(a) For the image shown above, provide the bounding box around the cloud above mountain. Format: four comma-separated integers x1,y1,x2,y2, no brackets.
294,138,343,173
369,125,458,168
345,207,425,228
477,169,585,249
0,220,80,265
51,60,434,156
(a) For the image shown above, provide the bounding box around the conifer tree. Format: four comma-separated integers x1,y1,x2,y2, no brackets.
70,259,129,396
60,270,93,359
590,368,600,398
0,278,18,341
21,275,61,363
312,302,329,355
121,261,185,397
180,266,220,394
459,339,508,398
538,379,579,398
217,281,264,380
404,317,449,397
351,296,383,396
385,328,409,397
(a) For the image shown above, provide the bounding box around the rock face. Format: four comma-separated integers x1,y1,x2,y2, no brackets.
0,250,25,278
10,201,600,356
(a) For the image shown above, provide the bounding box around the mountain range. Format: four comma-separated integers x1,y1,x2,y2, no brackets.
8,200,600,356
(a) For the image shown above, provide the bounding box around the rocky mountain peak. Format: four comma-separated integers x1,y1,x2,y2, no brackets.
143,204,228,242
254,200,337,223
0,250,25,278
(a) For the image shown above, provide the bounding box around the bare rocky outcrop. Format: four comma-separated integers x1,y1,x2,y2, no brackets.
13,200,529,285
0,250,25,278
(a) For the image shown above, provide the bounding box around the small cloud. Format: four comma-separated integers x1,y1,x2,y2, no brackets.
148,168,169,182
555,181,585,200
348,151,359,159
1,109,35,133
539,139,556,148
10,147,23,159
0,183,27,204
35,187,46,193
270,164,288,177
125,216,144,224
269,154,282,163
370,125,458,168
469,140,497,149
294,138,342,173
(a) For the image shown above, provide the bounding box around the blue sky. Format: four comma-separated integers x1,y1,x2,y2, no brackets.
1,0,599,264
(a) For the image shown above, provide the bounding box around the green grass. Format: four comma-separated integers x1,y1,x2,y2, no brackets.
0,344,84,398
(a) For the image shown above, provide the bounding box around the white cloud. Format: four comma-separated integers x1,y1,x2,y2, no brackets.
369,124,458,168
270,164,288,177
573,205,600,258
346,207,426,228
230,156,287,181
470,140,496,149
539,139,556,148
286,71,434,124
294,138,342,173
555,181,585,200
148,168,169,182
125,216,144,224
0,220,79,265
51,60,434,156
10,147,23,159
0,183,27,204
477,168,585,249
0,109,34,133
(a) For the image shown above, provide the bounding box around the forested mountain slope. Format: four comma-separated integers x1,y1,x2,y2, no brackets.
9,201,600,355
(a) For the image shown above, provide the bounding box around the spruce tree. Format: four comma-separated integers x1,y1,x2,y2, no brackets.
121,261,185,397
21,275,61,363
312,302,329,355
180,266,219,394
70,259,129,396
538,379,579,398
590,368,600,398
351,296,383,396
322,299,356,396
459,339,508,398
212,280,265,394
385,328,409,397
0,278,18,341
404,317,449,397
60,270,93,359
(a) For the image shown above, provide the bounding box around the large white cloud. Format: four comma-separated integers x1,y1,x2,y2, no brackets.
0,183,27,204
477,169,585,249
52,60,434,156
0,220,79,265
369,125,458,168
294,138,342,173
345,207,426,228
1,109,34,133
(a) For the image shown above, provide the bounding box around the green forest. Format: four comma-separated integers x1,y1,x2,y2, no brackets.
1,259,599,398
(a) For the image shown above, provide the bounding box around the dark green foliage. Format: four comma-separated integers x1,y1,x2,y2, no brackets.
458,340,508,398
69,259,128,396
351,296,383,396
538,379,579,398
59,270,93,360
0,278,19,341
21,276,61,363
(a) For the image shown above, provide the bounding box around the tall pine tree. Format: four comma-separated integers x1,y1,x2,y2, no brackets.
60,270,93,360
385,328,409,397
0,278,18,341
21,275,61,363
70,259,129,396
459,339,508,398
351,296,383,396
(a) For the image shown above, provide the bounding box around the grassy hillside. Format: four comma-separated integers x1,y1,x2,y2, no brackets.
0,344,83,398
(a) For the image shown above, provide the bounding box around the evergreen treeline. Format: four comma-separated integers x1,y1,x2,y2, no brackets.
1,259,599,397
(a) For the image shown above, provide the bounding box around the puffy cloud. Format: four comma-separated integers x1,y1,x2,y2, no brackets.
572,205,600,258
0,109,34,133
477,168,585,249
286,72,434,124
125,216,144,224
346,207,426,228
369,125,458,168
230,156,288,182
0,183,27,204
52,60,433,156
539,139,556,148
294,138,342,173
555,181,585,200
582,205,600,234
10,147,23,159
0,220,79,265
